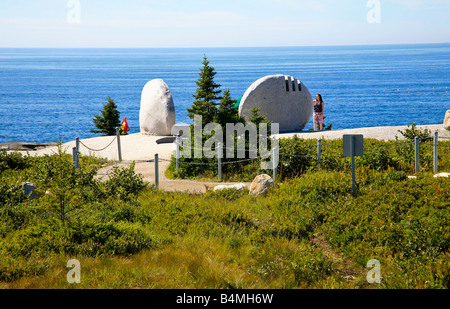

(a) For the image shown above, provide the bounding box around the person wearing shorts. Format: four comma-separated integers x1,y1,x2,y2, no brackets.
313,93,324,131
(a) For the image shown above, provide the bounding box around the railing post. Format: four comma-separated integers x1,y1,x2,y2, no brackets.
176,136,180,172
414,136,420,173
72,147,78,171
273,147,278,184
154,153,159,188
351,135,356,196
218,142,222,181
116,127,122,162
317,139,322,164
433,131,438,173
75,137,80,168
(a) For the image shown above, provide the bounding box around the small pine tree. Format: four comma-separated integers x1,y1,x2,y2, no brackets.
215,89,244,126
187,55,222,126
91,97,121,136
249,107,269,127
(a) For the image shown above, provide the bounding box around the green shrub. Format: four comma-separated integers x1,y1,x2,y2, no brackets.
397,122,433,141
0,256,49,282
0,149,30,173
103,163,147,200
278,136,315,179
358,150,400,171
0,217,156,258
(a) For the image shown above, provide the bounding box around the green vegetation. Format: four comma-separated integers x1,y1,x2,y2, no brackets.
186,55,222,126
166,124,450,182
91,96,121,136
0,132,449,288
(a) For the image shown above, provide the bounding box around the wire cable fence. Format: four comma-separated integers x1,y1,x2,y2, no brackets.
71,131,450,186
80,153,153,165
78,136,117,152
363,141,415,155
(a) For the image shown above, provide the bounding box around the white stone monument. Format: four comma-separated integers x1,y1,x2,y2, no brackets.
238,75,313,132
139,79,176,136
444,110,450,131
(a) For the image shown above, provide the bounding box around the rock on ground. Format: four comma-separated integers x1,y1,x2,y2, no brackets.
249,174,274,197
214,183,248,191
433,172,450,178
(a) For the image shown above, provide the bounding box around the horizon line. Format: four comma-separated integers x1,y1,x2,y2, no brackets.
1,42,449,49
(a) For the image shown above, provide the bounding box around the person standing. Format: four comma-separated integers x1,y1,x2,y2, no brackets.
313,93,325,131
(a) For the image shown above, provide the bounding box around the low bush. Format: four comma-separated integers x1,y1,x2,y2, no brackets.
103,162,147,200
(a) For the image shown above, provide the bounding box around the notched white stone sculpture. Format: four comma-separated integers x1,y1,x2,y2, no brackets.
139,79,176,136
238,75,313,132
444,110,450,131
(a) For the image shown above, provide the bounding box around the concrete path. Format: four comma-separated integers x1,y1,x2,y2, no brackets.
273,124,448,141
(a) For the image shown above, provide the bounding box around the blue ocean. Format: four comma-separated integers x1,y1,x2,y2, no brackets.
1,44,449,144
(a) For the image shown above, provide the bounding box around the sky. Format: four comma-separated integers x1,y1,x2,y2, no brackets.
0,0,449,48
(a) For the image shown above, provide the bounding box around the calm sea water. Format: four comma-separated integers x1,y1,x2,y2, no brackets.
1,44,449,143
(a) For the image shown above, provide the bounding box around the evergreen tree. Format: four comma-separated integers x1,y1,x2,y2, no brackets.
249,107,269,127
91,97,121,136
215,89,244,126
187,55,222,126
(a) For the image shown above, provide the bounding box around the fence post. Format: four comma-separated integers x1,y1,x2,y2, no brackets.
72,147,78,171
176,136,180,172
350,135,356,196
273,147,278,184
433,131,438,173
218,142,222,181
75,137,80,168
414,136,420,173
116,127,122,162
317,139,322,163
154,153,159,188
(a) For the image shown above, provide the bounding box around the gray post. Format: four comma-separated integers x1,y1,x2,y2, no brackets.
433,131,438,173
414,136,420,173
273,147,278,184
116,127,122,162
351,135,356,196
75,137,80,168
218,142,222,181
317,139,322,163
72,147,78,171
176,136,180,172
154,153,159,188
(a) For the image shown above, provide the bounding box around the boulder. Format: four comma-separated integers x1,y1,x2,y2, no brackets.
238,75,313,132
249,174,274,197
444,110,450,131
22,182,39,200
433,172,450,178
214,183,248,191
139,79,176,136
